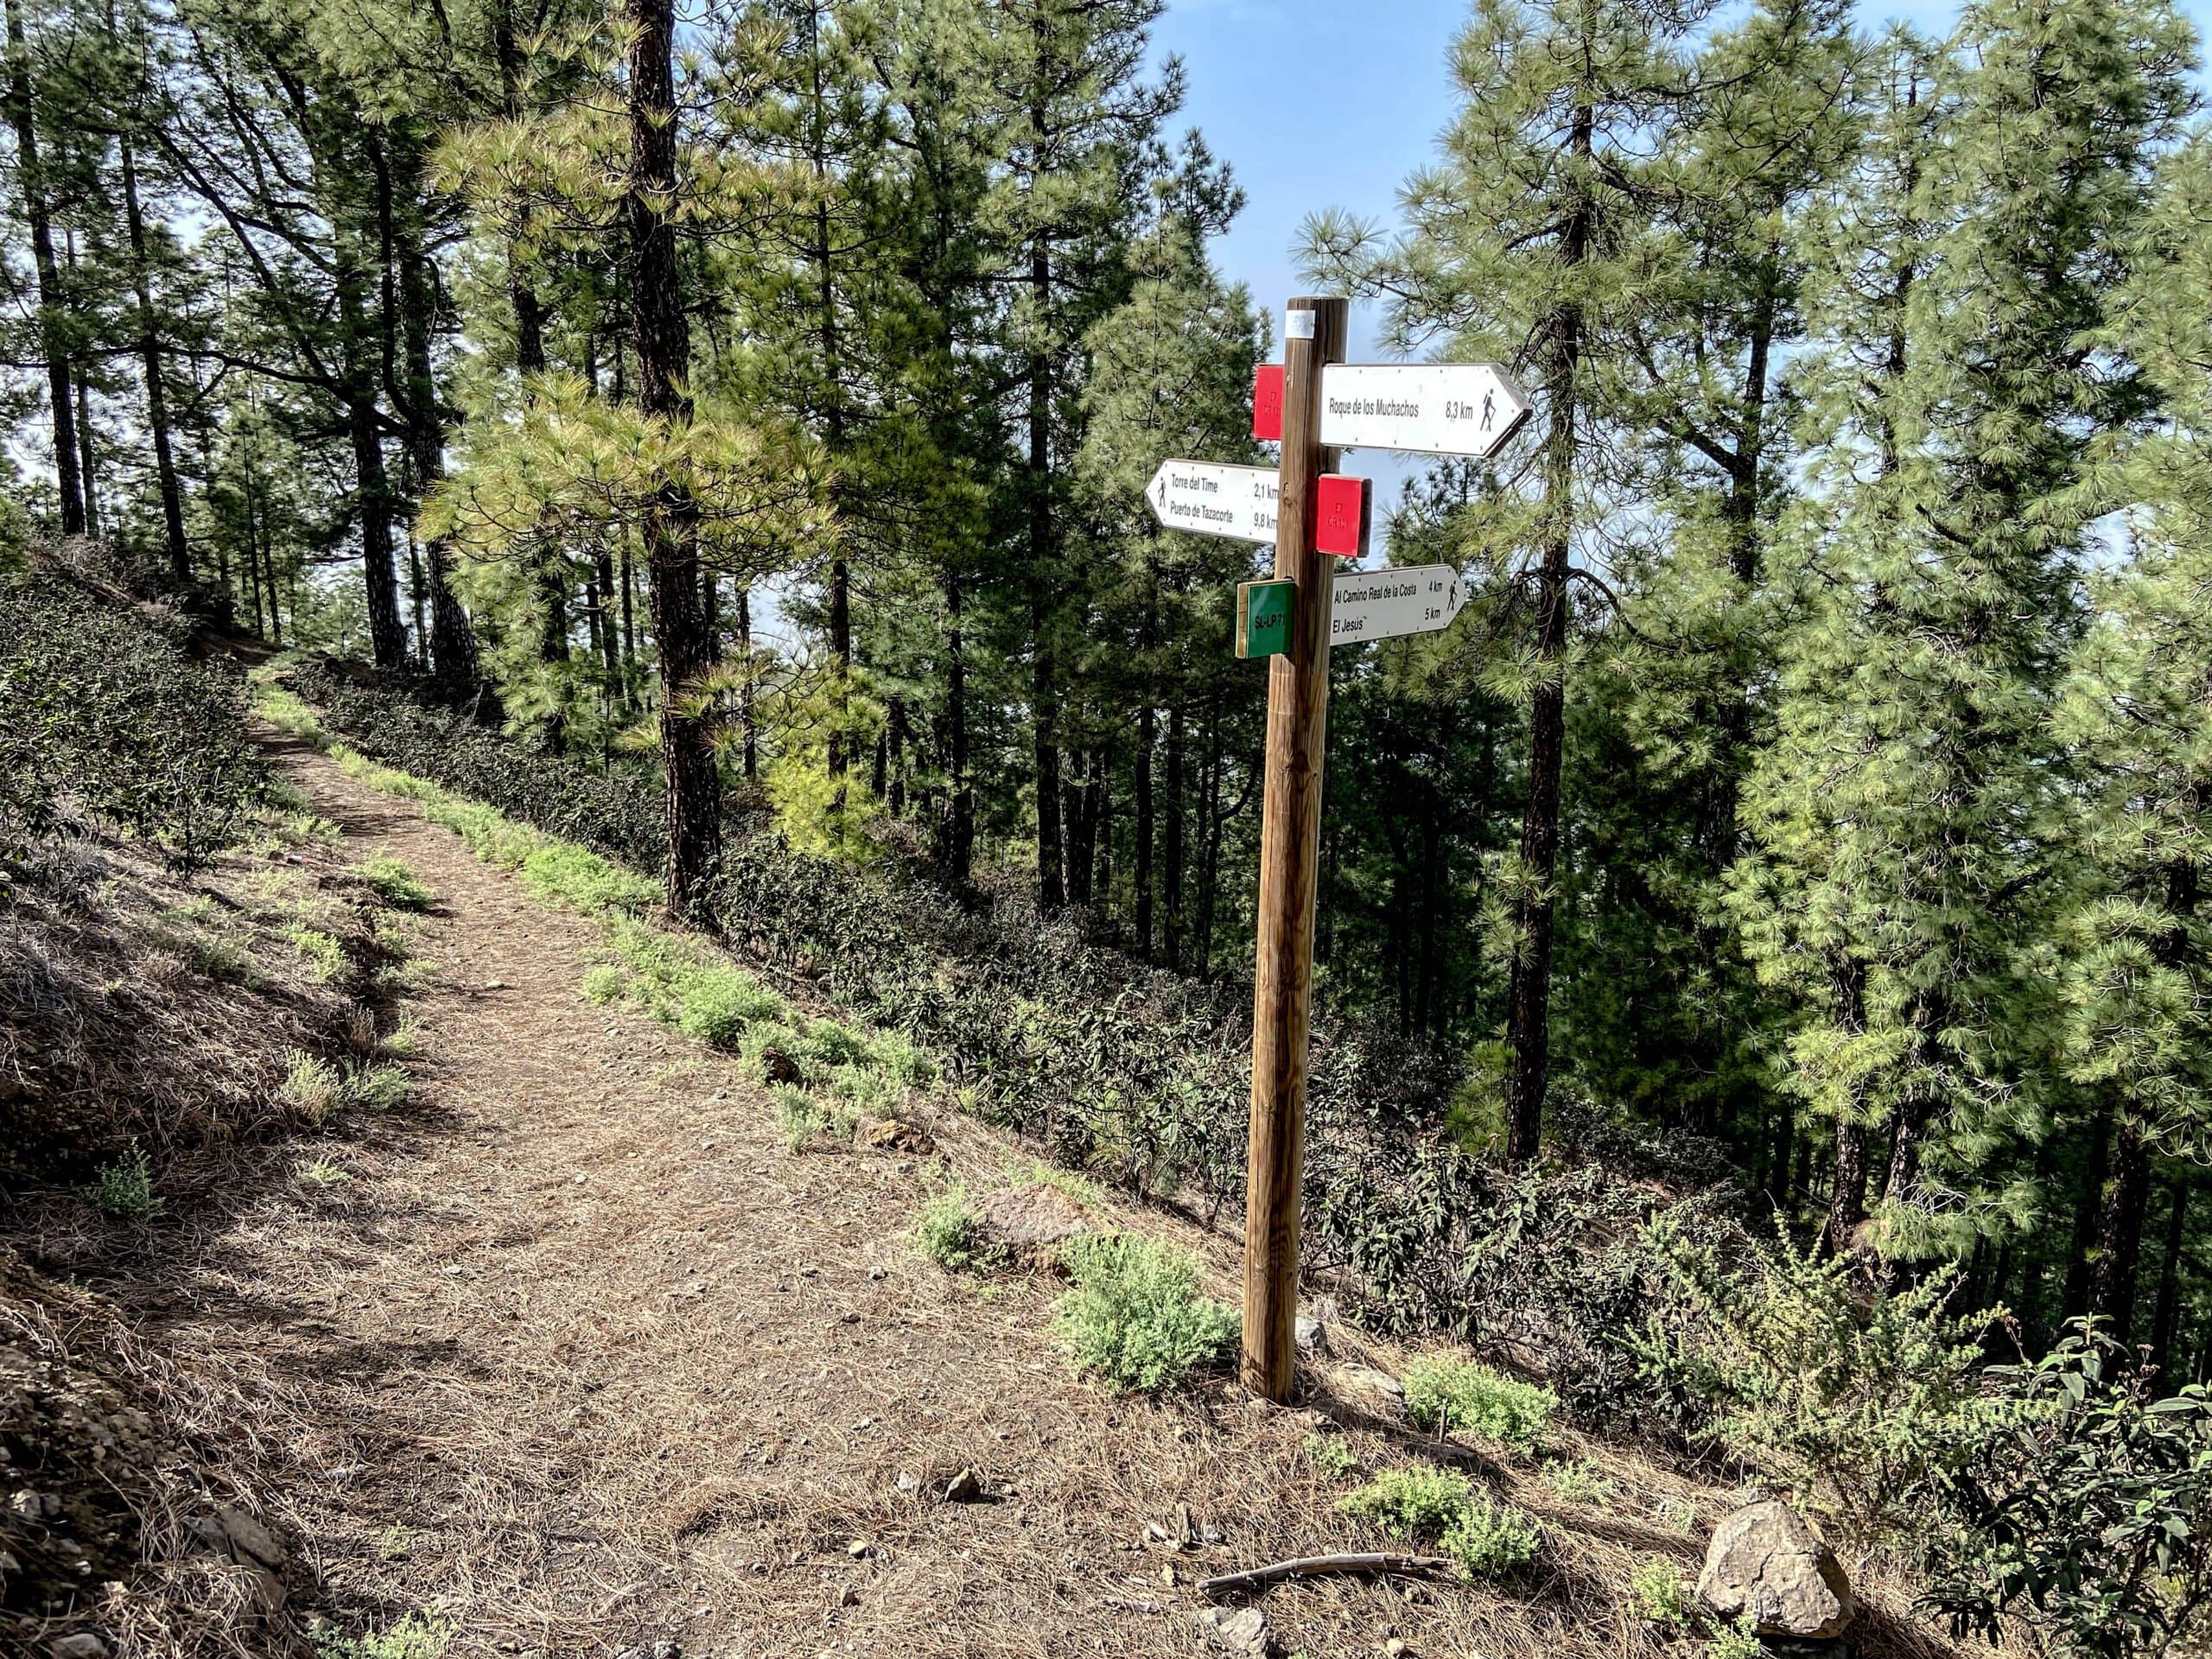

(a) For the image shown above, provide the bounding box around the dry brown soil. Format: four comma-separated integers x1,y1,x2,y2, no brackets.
6,739,1964,1659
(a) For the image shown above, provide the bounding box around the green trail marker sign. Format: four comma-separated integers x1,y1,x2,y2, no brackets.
1236,578,1296,660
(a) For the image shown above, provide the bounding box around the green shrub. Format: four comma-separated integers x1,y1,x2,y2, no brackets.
91,1148,162,1220
581,965,626,1005
378,1015,425,1058
279,1050,343,1122
288,925,347,983
1441,1492,1541,1579
1643,1217,1998,1546
830,1064,900,1118
3,572,266,868
313,1610,454,1659
773,1084,851,1150
1402,1355,1556,1452
355,853,435,910
917,1188,1006,1274
676,967,781,1047
1541,1459,1617,1507
1337,1465,1474,1537
1706,1613,1763,1659
341,1065,409,1110
1631,1559,1696,1629
1923,1323,2212,1659
296,1159,352,1187
1053,1233,1238,1393
1302,1432,1359,1482
801,1018,872,1068
187,934,257,983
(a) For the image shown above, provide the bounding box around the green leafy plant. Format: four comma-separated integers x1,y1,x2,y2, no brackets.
313,1610,454,1659
581,965,626,1004
1643,1217,1999,1545
288,925,347,984
340,1065,409,1110
279,1050,344,1122
675,967,781,1047
1337,1466,1476,1537
1923,1323,2212,1659
91,1148,162,1219
916,1187,1006,1274
354,853,435,910
1632,1558,1696,1630
1542,1459,1617,1507
1302,1432,1359,1481
1706,1612,1763,1659
1441,1492,1541,1579
296,1159,353,1187
377,1015,425,1059
1053,1233,1238,1393
773,1084,851,1150
1402,1354,1556,1452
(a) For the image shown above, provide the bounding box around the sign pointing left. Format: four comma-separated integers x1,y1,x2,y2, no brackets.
1146,460,1280,544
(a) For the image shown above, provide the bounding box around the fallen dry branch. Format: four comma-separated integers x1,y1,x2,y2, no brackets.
1198,1552,1458,1599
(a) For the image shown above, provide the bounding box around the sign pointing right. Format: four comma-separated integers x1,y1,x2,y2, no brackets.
1330,563,1468,645
1319,363,1531,459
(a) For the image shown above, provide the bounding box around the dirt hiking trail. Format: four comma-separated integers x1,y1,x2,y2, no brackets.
15,736,1740,1659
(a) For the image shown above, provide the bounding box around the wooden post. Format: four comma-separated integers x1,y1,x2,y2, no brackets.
1242,295,1347,1401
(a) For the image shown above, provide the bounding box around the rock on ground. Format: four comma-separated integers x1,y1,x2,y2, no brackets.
1697,1499,1856,1640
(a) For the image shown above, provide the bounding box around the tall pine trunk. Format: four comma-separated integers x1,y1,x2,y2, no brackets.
1503,95,1591,1167
2090,1116,2152,1343
4,0,83,537
625,0,721,919
120,126,188,581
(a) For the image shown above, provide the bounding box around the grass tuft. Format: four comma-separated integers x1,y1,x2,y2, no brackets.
354,852,435,910
341,1065,409,1110
313,1610,454,1659
1052,1232,1237,1394
1302,1432,1359,1482
288,925,347,984
1541,1459,1618,1508
279,1050,344,1122
296,1158,353,1188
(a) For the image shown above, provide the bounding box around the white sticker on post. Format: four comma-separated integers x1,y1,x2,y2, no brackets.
1285,308,1316,340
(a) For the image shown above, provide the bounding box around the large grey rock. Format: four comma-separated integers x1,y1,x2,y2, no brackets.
1194,1605,1272,1655
1697,1500,1856,1640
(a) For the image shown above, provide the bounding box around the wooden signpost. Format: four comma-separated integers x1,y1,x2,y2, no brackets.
1147,301,1532,1401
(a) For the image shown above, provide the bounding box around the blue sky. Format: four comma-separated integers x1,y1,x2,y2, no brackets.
1150,0,2212,507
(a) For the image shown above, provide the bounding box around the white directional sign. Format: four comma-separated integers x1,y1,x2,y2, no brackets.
1146,460,1280,544
1319,363,1531,459
1331,563,1468,645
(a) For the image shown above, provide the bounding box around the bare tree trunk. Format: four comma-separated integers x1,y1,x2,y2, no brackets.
2090,1116,2152,1344
120,126,188,580
1502,93,1591,1168
625,0,721,919
3,0,83,536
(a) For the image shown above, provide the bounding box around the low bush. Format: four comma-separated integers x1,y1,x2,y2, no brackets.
772,1084,851,1150
90,1149,162,1220
3,567,264,872
1402,1355,1556,1452
279,1051,343,1122
341,1065,409,1110
1630,1558,1696,1630
313,1610,454,1659
916,1188,1006,1274
288,925,347,983
1441,1492,1541,1579
1923,1323,2212,1659
1302,1432,1359,1481
1541,1459,1617,1508
1643,1217,1998,1546
1338,1466,1474,1537
1053,1232,1238,1393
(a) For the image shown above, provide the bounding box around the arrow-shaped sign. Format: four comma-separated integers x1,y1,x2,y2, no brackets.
1319,363,1531,459
1330,563,1468,645
1146,460,1280,544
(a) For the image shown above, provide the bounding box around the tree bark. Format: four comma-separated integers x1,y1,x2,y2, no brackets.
938,567,973,879
1163,701,1185,971
2064,1106,2114,1319
2089,1116,2152,1344
1502,92,1592,1168
2151,1179,2190,1376
119,127,188,581
3,0,84,537
625,0,721,919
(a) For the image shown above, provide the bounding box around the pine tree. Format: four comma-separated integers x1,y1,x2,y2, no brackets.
1302,0,1698,1164
1732,0,2193,1263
